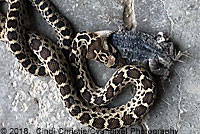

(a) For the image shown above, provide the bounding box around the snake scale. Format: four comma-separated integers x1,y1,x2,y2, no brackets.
0,0,156,130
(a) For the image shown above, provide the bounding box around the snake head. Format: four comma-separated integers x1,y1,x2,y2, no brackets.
87,30,125,68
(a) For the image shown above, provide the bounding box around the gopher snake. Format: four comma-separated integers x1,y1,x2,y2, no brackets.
0,0,156,130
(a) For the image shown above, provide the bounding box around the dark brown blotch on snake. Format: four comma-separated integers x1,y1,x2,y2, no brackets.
82,90,92,102
122,114,135,125
28,65,37,74
113,72,124,85
40,47,51,60
31,39,42,51
92,118,106,129
142,77,153,90
134,105,147,117
10,1,21,9
127,68,141,79
106,86,114,99
70,106,81,116
7,31,18,41
7,20,18,28
48,59,60,73
80,113,92,124
60,85,71,96
55,72,67,84
10,43,21,52
108,118,120,129
143,92,154,105
94,96,104,105
8,11,19,17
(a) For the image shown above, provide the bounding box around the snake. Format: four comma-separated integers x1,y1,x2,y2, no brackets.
0,0,156,130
